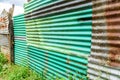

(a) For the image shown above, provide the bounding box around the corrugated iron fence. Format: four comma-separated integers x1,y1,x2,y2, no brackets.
13,0,120,80
24,0,92,79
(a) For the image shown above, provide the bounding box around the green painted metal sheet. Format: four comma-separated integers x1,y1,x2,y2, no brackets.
13,14,27,66
28,46,88,79
14,40,27,66
13,14,26,36
24,0,92,79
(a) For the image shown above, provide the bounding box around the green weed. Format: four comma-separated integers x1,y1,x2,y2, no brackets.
0,64,42,80
0,53,8,65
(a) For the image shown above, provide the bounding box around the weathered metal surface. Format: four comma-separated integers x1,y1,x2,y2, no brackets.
0,5,14,62
0,4,14,34
0,35,9,46
106,0,120,67
88,0,120,80
13,0,120,80
0,9,9,34
24,0,92,79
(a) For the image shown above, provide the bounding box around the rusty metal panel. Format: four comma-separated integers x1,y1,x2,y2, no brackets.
106,0,120,67
0,35,9,46
0,9,9,34
88,0,120,80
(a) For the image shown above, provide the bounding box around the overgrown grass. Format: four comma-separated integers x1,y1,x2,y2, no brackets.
0,64,42,80
0,53,41,80
0,53,8,72
0,53,8,65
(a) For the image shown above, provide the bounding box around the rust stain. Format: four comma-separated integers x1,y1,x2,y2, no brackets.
108,52,120,61
92,0,120,67
92,0,108,65
106,0,120,67
0,17,8,30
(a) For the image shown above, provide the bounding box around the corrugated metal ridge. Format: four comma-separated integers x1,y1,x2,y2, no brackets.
25,0,52,9
25,0,84,16
25,0,66,11
25,0,63,14
25,0,92,19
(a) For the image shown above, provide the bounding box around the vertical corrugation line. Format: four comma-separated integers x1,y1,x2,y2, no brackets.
13,14,27,66
24,0,92,79
88,0,120,80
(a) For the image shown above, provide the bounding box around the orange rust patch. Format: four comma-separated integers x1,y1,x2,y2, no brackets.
106,0,120,67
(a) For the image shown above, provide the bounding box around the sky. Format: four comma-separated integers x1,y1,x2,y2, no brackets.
0,0,27,16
